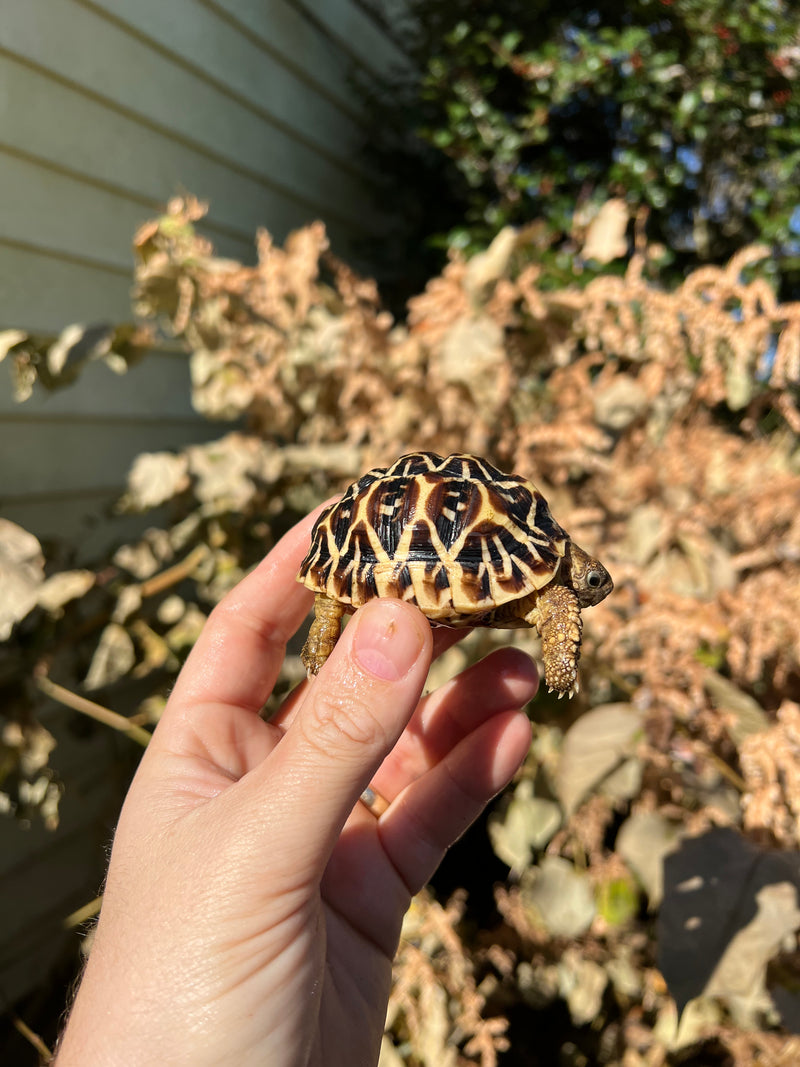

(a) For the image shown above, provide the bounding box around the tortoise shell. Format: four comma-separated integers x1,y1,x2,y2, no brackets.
298,451,570,621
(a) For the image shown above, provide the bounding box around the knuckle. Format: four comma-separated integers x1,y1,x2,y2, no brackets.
301,686,390,757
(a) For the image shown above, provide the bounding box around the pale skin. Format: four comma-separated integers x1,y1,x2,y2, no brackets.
55,504,536,1067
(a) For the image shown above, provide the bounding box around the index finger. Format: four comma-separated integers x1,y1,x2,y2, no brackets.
167,501,333,716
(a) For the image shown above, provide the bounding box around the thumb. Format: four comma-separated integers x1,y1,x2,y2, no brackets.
259,599,432,871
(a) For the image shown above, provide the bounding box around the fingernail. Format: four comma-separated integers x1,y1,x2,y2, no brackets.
353,602,426,681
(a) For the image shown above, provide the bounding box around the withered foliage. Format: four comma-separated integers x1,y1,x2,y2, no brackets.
130,198,799,723
741,701,800,847
2,195,800,1064
386,891,509,1067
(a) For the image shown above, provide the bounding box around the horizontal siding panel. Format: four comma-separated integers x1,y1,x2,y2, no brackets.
292,0,411,75
0,821,109,1000
0,150,254,270
1,493,175,557
0,0,404,554
88,0,364,158
0,243,133,330
209,0,361,117
0,55,357,255
4,0,383,232
0,151,257,271
363,0,412,28
0,350,198,420
0,419,221,497
0,150,139,270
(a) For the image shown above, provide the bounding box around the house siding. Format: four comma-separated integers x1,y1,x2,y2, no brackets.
0,0,404,546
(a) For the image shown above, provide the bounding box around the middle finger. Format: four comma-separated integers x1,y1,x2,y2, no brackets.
369,646,538,801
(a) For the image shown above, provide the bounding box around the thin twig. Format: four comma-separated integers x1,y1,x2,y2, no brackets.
138,543,209,599
9,1011,52,1061
673,726,748,792
35,675,151,748
64,895,103,929
0,986,53,1062
692,739,748,793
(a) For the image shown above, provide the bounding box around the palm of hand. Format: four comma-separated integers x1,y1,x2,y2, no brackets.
56,509,534,1067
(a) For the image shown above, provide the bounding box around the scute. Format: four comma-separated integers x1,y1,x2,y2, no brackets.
298,451,570,617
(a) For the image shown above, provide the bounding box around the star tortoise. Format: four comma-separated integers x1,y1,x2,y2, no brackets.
297,451,613,696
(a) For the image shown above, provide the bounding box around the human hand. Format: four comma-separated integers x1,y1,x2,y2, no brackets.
55,506,536,1067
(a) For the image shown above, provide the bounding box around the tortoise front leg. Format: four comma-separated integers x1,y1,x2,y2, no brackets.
301,594,346,677
523,585,582,697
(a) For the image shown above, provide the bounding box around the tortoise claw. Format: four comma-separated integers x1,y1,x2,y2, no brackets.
547,684,577,699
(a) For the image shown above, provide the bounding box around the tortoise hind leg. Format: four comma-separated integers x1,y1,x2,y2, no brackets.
523,585,582,697
301,594,345,677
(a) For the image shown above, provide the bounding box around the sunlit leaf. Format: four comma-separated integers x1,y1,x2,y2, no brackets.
659,828,800,1021
0,519,44,640
83,623,136,690
521,856,596,938
488,779,562,873
37,570,95,614
555,704,643,816
617,811,683,907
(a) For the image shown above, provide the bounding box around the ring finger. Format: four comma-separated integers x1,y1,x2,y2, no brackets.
369,645,537,802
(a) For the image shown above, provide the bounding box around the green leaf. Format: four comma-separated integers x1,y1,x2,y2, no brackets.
677,90,701,119
596,877,639,927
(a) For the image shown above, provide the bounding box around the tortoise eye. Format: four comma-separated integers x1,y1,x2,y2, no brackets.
587,570,603,588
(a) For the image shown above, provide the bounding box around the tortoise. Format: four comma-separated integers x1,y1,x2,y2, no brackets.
297,451,612,696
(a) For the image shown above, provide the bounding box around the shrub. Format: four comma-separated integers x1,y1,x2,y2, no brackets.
2,197,799,1063
359,0,800,295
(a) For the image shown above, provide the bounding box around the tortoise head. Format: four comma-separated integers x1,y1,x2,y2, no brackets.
562,542,613,607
